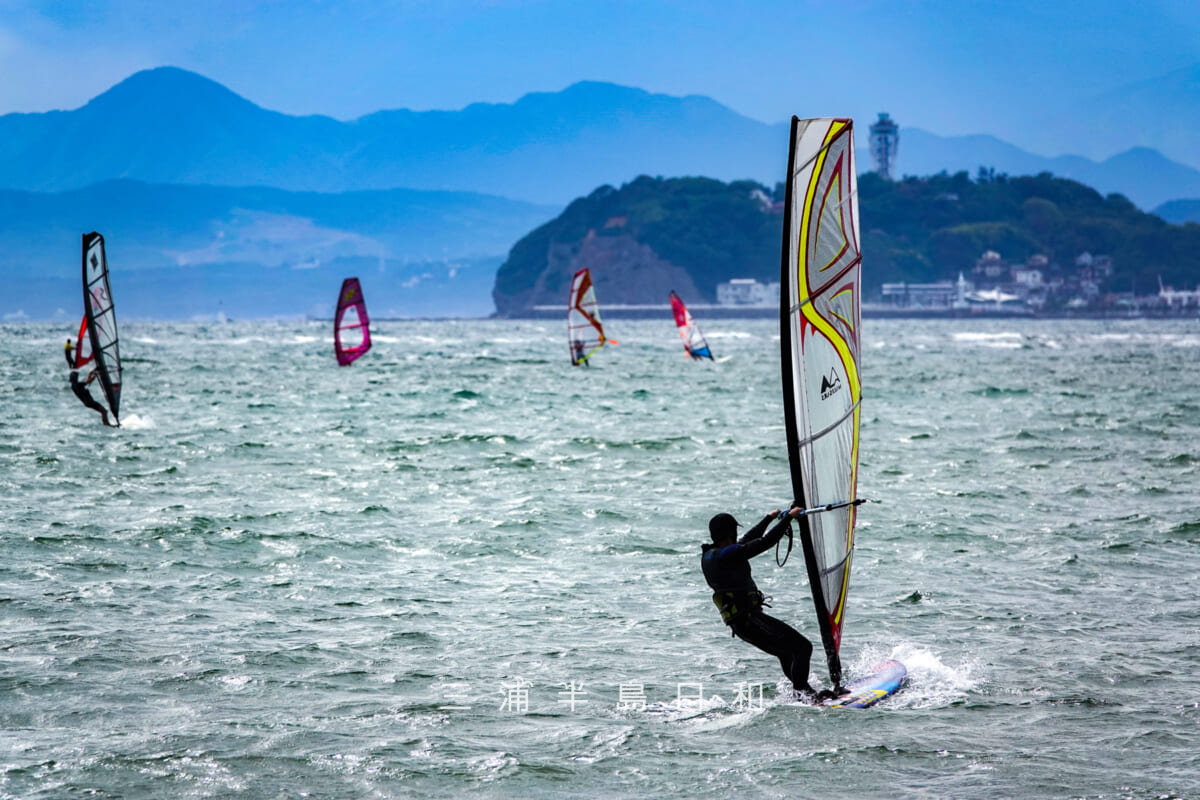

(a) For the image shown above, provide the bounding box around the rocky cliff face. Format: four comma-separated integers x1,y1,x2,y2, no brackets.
508,229,702,311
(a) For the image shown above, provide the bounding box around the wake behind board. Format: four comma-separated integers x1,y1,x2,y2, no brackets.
824,659,906,709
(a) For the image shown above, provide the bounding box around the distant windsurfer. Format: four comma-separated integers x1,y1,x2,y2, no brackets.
572,338,588,367
701,507,829,701
64,338,75,368
69,368,114,427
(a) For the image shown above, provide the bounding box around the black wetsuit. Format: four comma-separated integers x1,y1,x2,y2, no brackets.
701,514,815,690
69,370,107,415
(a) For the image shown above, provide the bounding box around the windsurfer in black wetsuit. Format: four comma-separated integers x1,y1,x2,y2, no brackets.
572,338,588,367
701,507,831,702
69,367,114,427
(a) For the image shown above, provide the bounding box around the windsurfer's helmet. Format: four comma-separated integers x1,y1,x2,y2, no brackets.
709,513,740,542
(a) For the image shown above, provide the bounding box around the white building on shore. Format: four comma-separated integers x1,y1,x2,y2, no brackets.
717,278,780,306
1158,277,1200,309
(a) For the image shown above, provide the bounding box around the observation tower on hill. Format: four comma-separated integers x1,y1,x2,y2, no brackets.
869,113,900,180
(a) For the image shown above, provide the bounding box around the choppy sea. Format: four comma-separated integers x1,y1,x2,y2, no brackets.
2,317,1199,799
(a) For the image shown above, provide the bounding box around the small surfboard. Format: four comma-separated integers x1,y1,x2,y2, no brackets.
824,659,906,709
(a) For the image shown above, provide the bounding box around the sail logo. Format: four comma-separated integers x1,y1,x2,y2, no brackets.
820,369,842,400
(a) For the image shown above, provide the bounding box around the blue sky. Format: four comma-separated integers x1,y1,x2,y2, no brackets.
1,0,1197,156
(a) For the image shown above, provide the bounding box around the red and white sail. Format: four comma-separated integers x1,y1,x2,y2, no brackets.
668,291,714,360
567,268,614,365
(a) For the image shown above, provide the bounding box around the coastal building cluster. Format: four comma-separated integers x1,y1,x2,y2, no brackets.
875,250,1193,315
879,249,1114,314
714,250,1200,317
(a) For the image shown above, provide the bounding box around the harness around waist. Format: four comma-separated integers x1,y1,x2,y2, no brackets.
711,590,768,626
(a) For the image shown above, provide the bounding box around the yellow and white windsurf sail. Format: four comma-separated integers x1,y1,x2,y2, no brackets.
778,117,862,690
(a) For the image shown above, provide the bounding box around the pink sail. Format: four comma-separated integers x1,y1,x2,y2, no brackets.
334,277,372,366
668,290,714,360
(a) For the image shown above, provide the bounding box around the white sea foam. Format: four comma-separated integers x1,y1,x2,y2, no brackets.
120,414,156,430
952,331,1023,348
844,642,979,709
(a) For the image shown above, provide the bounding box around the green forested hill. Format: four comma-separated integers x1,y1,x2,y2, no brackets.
493,171,1200,314
859,170,1200,290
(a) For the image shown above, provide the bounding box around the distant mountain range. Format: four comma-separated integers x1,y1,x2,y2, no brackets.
898,131,1200,211
2,67,1199,210
0,180,553,320
0,179,554,276
0,68,782,206
1062,62,1200,171
1154,198,1200,225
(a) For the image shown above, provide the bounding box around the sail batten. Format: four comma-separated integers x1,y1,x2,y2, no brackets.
81,232,122,424
779,117,862,689
334,277,372,366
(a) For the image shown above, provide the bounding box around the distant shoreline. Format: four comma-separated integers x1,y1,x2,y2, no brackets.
502,305,1199,321
4,309,1196,324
